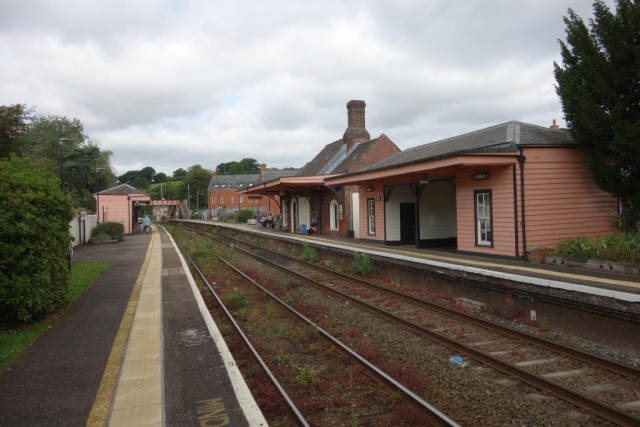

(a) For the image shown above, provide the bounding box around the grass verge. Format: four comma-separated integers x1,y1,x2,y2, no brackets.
0,261,112,369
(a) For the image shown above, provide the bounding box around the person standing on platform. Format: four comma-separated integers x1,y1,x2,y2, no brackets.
143,216,151,234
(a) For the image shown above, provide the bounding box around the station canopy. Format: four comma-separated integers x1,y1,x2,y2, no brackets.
238,175,336,196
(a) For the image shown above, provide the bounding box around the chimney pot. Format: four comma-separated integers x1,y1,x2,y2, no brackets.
550,119,560,130
343,100,370,153
211,171,218,176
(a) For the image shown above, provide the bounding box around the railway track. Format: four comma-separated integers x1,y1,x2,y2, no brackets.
171,226,459,427
184,224,640,426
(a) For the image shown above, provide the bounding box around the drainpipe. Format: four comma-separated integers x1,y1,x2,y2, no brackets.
518,149,528,261
512,164,519,258
127,196,131,235
414,184,424,249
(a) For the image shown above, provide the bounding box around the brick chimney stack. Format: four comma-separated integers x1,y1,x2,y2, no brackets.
260,163,267,171
211,171,218,176
550,119,560,130
343,100,370,153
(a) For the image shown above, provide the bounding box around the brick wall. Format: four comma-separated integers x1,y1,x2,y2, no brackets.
351,134,401,172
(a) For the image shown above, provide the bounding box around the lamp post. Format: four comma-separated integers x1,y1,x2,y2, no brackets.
59,138,74,191
96,167,106,224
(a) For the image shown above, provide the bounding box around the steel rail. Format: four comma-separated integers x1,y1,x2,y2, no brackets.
188,226,640,427
179,229,460,427
197,226,640,380
170,235,310,427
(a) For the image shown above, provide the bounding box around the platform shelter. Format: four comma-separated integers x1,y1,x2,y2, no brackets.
93,184,151,234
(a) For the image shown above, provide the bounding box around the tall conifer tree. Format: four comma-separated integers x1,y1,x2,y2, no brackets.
554,0,640,230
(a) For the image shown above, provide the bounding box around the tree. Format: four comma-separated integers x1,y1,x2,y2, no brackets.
226,161,245,174
215,162,228,174
240,158,260,172
0,104,33,158
554,0,640,230
138,166,156,183
173,168,187,179
154,172,168,183
118,170,139,184
22,114,85,160
181,165,213,208
0,156,74,324
131,176,150,190
64,145,115,210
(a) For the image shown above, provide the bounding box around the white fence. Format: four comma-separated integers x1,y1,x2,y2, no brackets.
69,213,98,247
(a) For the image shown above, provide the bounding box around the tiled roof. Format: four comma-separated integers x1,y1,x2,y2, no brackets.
296,139,344,177
262,169,299,182
363,121,574,171
99,183,148,195
207,174,261,191
329,138,378,174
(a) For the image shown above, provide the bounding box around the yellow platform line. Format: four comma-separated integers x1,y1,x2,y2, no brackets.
108,229,163,426
86,230,155,427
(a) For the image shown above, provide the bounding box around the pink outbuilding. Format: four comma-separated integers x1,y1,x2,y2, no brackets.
93,184,151,235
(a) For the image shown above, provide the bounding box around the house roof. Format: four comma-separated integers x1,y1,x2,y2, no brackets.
361,121,574,172
330,137,379,174
208,174,262,191
98,183,148,196
296,139,344,176
296,134,395,177
240,175,334,195
262,169,299,182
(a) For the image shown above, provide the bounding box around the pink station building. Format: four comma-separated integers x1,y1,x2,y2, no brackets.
243,100,618,260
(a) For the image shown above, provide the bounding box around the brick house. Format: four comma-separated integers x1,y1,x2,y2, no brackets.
326,121,618,259
208,165,298,217
241,100,401,237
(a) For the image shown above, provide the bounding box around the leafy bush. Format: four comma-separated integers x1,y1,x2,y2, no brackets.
91,222,125,241
239,209,255,223
351,252,374,275
301,243,319,263
552,232,640,263
0,156,74,324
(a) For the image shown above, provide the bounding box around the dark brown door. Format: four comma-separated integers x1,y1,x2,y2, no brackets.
400,203,415,245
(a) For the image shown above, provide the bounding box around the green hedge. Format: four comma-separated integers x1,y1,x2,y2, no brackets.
91,222,125,241
239,208,255,223
0,156,74,324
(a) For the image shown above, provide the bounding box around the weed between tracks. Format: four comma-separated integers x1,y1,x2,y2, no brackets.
168,225,435,426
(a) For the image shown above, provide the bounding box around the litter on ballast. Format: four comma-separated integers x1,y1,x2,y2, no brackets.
449,355,471,368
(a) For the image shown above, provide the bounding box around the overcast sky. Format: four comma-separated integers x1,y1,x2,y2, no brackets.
0,0,611,176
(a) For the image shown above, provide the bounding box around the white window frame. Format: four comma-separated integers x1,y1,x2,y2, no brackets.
475,190,492,246
220,196,224,204
239,196,243,203
283,203,288,226
211,196,215,203
329,200,339,231
231,196,235,204
367,199,375,235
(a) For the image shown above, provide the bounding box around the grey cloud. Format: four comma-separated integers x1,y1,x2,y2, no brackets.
0,0,615,175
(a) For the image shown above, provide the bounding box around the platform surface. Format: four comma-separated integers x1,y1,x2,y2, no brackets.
0,227,266,427
180,219,640,301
